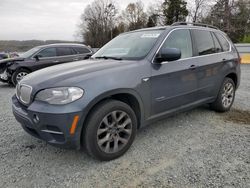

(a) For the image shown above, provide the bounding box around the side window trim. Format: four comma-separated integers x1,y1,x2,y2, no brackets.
151,28,232,64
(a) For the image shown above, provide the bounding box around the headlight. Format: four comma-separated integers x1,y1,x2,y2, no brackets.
35,87,84,105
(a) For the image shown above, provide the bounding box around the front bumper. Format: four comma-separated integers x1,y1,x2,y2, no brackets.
12,95,84,149
0,69,9,82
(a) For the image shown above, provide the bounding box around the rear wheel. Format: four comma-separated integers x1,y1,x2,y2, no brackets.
83,100,137,161
11,68,30,86
210,77,235,112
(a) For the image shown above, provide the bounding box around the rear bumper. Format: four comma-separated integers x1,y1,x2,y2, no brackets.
12,95,84,149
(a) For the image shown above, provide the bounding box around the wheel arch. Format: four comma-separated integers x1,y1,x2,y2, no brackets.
8,65,32,74
83,89,144,129
225,72,238,87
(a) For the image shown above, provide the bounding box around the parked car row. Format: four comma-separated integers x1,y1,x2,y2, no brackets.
0,43,93,85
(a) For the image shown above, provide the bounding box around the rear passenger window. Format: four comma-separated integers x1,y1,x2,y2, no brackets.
74,47,91,54
215,33,230,51
211,33,223,53
57,47,74,56
162,29,193,59
192,30,215,56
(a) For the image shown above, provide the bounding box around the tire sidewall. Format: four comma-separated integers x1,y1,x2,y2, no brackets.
11,69,30,86
84,100,137,161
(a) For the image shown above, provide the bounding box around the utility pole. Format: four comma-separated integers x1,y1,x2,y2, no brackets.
224,0,230,33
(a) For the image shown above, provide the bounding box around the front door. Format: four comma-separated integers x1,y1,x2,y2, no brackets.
33,47,60,70
151,29,198,116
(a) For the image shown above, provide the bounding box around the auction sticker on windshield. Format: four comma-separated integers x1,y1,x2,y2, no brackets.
141,33,161,38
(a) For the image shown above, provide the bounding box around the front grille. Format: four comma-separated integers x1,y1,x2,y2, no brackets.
16,83,32,105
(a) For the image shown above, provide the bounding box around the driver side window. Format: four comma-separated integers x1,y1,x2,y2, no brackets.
162,29,193,59
37,48,57,58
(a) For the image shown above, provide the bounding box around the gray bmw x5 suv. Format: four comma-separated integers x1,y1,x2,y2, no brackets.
12,23,241,161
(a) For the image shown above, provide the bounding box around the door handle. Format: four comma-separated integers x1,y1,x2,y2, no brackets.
189,65,197,70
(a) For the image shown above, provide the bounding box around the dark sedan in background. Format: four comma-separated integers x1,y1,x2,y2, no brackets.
0,43,93,85
0,53,9,60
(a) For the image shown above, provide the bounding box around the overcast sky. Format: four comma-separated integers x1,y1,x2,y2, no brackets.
0,0,156,41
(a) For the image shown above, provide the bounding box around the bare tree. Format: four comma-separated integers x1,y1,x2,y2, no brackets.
123,1,147,31
146,2,165,26
188,0,212,23
79,0,118,47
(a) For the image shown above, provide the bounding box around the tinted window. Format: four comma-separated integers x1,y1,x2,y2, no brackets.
211,32,223,53
37,48,57,58
57,47,74,56
215,33,230,51
193,30,215,56
74,47,91,54
162,29,193,59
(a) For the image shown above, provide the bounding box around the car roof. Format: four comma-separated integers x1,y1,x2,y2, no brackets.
37,43,88,48
123,24,222,36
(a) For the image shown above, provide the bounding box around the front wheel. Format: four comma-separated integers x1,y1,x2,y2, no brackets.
11,68,30,86
210,77,235,112
83,100,137,161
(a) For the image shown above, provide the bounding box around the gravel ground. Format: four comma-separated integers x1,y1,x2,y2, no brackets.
0,65,249,188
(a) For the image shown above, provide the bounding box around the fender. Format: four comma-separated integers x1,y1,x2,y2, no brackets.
80,88,145,128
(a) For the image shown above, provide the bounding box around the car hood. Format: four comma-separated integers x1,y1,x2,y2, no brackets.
0,57,25,71
0,57,25,64
20,59,137,89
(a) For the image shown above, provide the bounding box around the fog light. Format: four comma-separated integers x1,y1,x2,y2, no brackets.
33,114,40,124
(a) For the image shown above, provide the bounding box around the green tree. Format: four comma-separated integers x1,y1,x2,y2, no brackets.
147,14,158,27
162,0,188,25
202,0,250,42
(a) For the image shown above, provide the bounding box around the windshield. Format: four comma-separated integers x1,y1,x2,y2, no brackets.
20,47,42,58
93,30,164,60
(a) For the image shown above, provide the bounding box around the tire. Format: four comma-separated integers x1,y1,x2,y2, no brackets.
83,100,137,161
11,68,30,86
210,77,235,112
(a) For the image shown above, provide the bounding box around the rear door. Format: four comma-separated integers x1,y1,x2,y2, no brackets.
151,29,199,116
191,29,231,100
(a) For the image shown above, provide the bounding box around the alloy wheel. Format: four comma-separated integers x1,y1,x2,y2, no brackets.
16,72,28,82
221,82,234,108
97,110,132,154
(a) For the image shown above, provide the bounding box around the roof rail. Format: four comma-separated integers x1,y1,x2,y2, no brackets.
171,22,219,30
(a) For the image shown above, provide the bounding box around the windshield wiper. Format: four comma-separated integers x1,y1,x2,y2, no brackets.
95,56,123,60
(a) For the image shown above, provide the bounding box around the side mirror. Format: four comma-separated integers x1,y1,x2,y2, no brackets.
34,54,42,61
155,47,181,63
